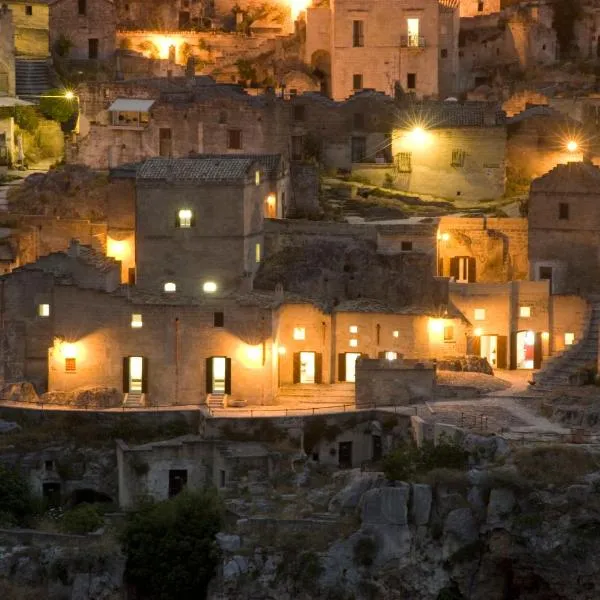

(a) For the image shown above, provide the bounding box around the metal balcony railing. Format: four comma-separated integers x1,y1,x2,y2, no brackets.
401,35,426,48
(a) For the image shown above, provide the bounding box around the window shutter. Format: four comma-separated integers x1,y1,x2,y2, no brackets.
509,333,517,370
449,257,459,280
438,257,444,277
141,358,149,393
175,212,179,228
497,336,507,369
315,353,323,384
470,336,481,357
293,352,300,384
533,333,543,370
190,211,196,227
467,257,477,282
225,358,232,395
123,357,129,393
338,353,346,382
206,358,213,394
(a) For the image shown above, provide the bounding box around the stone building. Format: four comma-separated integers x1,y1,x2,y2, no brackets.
459,0,500,18
49,0,116,61
0,5,16,96
305,0,460,101
4,0,49,57
115,0,208,30
528,161,600,296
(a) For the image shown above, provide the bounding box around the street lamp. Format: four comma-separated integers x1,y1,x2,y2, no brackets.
566,140,578,153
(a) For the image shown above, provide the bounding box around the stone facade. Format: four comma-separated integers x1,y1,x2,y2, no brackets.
528,161,600,296
0,6,15,95
115,0,207,31
459,0,500,18
5,0,49,57
49,0,116,61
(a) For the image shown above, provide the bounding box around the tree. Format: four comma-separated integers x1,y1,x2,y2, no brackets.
39,89,77,124
14,106,40,132
120,490,224,600
0,465,34,526
232,2,284,36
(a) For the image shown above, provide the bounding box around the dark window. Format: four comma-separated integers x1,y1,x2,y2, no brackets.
352,20,364,47
407,73,416,90
401,241,413,252
395,152,412,173
293,105,305,122
539,266,553,281
45,460,54,471
43,483,61,508
218,110,227,124
372,435,382,461
352,73,363,90
291,135,304,160
444,325,455,341
478,1,484,11
78,0,87,15
441,48,448,58
128,268,136,285
214,312,224,327
25,5,33,15
159,128,172,157
351,136,367,162
219,470,226,488
227,129,242,150
88,38,99,59
451,149,466,167
65,358,76,373
168,470,187,498
559,202,569,220
353,113,365,129
338,441,353,468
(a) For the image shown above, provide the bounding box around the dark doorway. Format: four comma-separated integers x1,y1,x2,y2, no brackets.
71,488,113,505
372,435,382,461
88,38,99,59
159,128,172,157
168,470,188,497
338,441,353,469
43,482,61,508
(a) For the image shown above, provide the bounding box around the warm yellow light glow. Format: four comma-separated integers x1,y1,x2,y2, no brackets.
203,281,217,293
147,35,184,60
441,233,450,242
519,306,531,318
107,238,130,261
62,343,77,359
385,351,398,361
64,91,75,100
393,330,400,338
525,331,535,345
293,327,306,341
428,318,445,335
474,328,483,337
131,314,143,328
255,171,261,185
349,325,358,333
409,126,429,147
38,303,50,317
542,331,549,340
567,140,578,153
178,209,193,228
246,345,262,361
349,339,358,347
278,346,287,355
565,332,575,345
290,0,310,20
164,282,176,293
267,194,276,204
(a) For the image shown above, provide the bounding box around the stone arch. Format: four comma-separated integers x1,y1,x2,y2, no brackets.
310,50,331,96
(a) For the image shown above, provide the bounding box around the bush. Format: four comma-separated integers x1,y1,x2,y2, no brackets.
0,465,35,526
14,107,40,132
60,504,103,534
121,490,224,600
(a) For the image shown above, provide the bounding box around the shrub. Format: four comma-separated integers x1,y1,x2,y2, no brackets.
14,107,39,132
0,465,35,526
54,34,73,57
39,89,77,124
60,504,103,534
353,535,377,567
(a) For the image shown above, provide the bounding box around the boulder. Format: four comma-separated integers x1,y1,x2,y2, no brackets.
216,533,242,553
487,488,516,526
328,470,386,513
444,508,478,544
360,485,409,526
411,483,432,525
223,556,249,580
2,381,39,404
464,434,510,464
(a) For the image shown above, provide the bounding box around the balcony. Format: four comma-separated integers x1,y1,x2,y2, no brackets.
401,36,426,48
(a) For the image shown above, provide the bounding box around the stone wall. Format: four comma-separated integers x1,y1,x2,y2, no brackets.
459,0,500,18
289,163,320,217
355,358,435,407
5,0,49,57
0,7,15,95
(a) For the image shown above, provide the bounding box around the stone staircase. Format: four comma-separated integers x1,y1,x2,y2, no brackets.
207,393,227,409
275,383,355,406
123,391,145,408
532,300,600,389
15,59,51,97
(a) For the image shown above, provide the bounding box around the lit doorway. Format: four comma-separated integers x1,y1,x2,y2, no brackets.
343,352,361,383
129,356,143,392
481,335,498,368
300,351,315,384
208,356,230,393
515,331,541,370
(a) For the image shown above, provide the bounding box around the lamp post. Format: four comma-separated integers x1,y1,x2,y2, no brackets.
19,90,80,134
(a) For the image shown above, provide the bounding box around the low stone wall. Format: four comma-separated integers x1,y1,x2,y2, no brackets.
0,528,101,548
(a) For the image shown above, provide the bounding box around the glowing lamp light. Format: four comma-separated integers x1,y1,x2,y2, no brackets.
542,331,550,340
62,343,77,359
278,346,287,355
566,140,578,153
437,232,450,242
267,194,276,204
203,281,217,293
246,345,262,361
474,328,483,337
107,238,130,260
428,318,445,335
290,0,311,21
64,91,75,100
409,126,429,147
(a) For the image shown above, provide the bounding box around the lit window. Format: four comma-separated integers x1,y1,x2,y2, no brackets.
349,325,358,334
203,281,217,293
65,358,76,373
474,308,486,321
520,306,531,318
349,339,358,347
293,327,306,340
255,243,261,263
385,351,397,360
255,171,260,185
38,304,50,317
444,326,454,341
164,282,176,293
177,209,193,228
393,330,399,338
131,314,143,328
565,332,575,345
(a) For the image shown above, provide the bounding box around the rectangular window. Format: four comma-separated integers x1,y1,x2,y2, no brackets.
395,152,412,173
293,105,305,122
349,325,358,333
478,1,484,11
65,358,76,373
349,339,358,347
407,18,420,47
255,171,260,185
88,38,99,60
451,149,466,167
352,73,363,90
474,308,486,321
441,48,448,58
559,202,569,220
131,314,143,328
407,73,416,90
393,330,399,338
351,136,367,162
227,129,242,150
352,20,364,47
25,5,33,15
401,241,413,252
291,135,304,160
220,469,226,488
385,351,398,360
177,209,193,228
38,303,50,317
565,332,575,345
255,242,261,263
168,470,188,498
78,0,87,15
214,312,224,327
293,327,306,340
353,113,365,129
519,306,531,318
443,326,454,341
539,266,552,281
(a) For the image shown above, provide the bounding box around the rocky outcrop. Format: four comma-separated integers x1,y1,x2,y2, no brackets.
437,355,494,375
41,387,122,409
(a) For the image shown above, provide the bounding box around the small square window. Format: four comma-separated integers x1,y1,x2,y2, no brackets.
177,209,193,228
441,48,448,58
44,460,54,471
255,171,260,185
519,306,531,318
443,326,454,341
255,243,261,263
349,325,358,334
451,149,466,167
353,73,363,90
38,303,50,317
203,281,217,293
565,332,575,345
65,358,76,372
25,5,33,15
393,330,400,338
385,351,397,360
164,282,176,293
401,241,413,252
293,105,305,122
214,312,224,327
227,129,242,150
559,202,569,220
474,308,486,321
293,327,305,340
349,339,358,347
131,314,143,328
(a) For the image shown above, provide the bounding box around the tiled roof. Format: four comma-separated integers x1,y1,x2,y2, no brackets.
396,101,505,128
137,157,258,182
531,161,600,192
190,153,284,178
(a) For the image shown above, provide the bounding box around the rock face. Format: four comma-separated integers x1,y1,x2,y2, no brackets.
328,470,386,514
437,356,494,375
2,381,39,403
41,387,122,408
360,485,409,526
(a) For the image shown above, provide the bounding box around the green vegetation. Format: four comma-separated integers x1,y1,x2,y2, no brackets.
53,34,73,58
39,88,77,124
0,465,36,526
236,59,258,84
60,504,103,534
233,2,284,36
121,490,224,600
